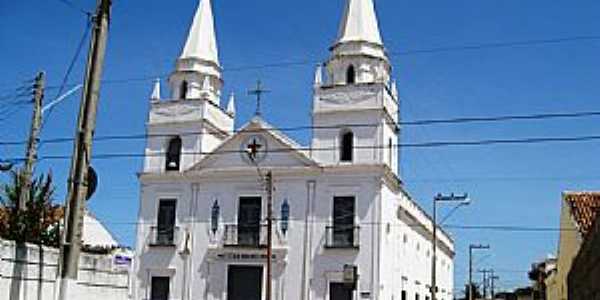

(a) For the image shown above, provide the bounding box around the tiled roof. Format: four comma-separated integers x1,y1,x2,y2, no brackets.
564,192,600,237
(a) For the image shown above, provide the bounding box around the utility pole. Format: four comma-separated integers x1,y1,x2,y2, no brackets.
431,193,469,300
490,272,499,299
17,72,45,212
478,269,491,298
469,244,490,300
266,171,273,300
57,0,111,299
246,144,273,300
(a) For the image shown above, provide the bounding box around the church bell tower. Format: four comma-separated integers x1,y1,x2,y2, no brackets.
311,0,400,176
143,0,235,174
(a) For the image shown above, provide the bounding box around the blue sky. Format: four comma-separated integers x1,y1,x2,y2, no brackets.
1,0,599,294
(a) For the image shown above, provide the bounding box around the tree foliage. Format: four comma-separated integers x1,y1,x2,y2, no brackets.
0,170,62,246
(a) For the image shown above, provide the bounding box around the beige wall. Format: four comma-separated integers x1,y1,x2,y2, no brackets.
568,214,600,300
546,198,583,300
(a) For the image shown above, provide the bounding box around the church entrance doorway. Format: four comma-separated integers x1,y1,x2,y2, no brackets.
227,265,263,300
330,282,353,300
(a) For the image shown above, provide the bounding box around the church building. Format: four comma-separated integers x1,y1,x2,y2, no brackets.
132,0,455,299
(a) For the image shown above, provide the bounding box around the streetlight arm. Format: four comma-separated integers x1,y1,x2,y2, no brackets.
438,202,465,226
42,84,83,114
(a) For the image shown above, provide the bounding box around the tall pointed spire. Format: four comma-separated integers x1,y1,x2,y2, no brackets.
313,64,323,87
336,0,383,46
226,92,236,116
325,0,389,85
180,0,220,65
170,0,223,103
150,78,161,101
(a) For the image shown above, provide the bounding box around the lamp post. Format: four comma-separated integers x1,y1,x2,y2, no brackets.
469,244,490,300
431,193,470,300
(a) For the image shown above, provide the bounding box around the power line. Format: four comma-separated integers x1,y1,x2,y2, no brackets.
3,133,600,162
401,110,600,126
56,0,92,16
41,18,92,132
2,34,599,92
62,218,575,234
388,35,600,56
3,108,600,146
407,176,600,183
443,225,575,232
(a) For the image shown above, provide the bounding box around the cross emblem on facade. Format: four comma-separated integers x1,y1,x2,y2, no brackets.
246,137,263,160
248,80,270,116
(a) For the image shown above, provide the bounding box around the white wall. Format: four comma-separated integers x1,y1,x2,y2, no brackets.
133,165,455,300
379,186,455,300
0,239,130,300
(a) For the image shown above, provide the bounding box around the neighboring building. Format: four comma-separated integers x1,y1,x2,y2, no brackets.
132,0,455,300
0,238,131,300
528,255,557,300
0,210,132,300
546,192,600,300
568,198,600,300
0,205,120,249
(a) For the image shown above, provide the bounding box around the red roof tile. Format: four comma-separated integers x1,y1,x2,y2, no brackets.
564,192,600,237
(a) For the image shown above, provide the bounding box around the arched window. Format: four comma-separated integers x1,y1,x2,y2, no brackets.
340,130,354,162
180,81,189,99
346,65,356,84
165,136,182,171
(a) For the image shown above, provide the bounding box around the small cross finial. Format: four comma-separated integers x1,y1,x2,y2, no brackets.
248,80,270,116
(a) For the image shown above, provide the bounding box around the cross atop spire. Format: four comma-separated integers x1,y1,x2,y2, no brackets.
248,80,270,116
336,0,383,46
180,0,220,66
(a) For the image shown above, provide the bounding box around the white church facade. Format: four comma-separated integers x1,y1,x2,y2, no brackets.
132,0,455,300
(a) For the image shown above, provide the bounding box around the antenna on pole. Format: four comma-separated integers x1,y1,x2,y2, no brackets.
248,80,270,116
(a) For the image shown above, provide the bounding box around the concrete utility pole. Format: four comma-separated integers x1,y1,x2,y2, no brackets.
478,269,491,298
490,272,499,299
57,0,111,299
17,72,45,212
246,143,273,300
469,244,490,300
266,170,273,300
431,193,469,300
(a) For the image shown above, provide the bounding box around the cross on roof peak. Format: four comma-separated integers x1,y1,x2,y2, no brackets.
248,80,270,116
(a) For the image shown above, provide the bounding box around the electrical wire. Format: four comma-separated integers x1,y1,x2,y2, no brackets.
2,133,600,162
40,19,92,133
2,108,600,146
68,218,576,233
2,34,598,92
56,0,92,16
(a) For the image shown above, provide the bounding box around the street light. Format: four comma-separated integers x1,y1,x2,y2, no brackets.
431,193,470,300
469,244,491,300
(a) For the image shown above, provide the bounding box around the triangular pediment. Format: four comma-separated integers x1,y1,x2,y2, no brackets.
188,117,319,171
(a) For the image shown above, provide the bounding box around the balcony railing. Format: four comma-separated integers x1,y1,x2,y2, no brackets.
325,225,360,249
223,224,269,248
148,226,180,247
